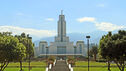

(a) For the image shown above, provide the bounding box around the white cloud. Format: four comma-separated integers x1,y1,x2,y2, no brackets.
0,26,56,38
95,22,126,31
77,17,96,23
97,4,105,7
45,18,54,21
77,17,126,31
16,12,24,16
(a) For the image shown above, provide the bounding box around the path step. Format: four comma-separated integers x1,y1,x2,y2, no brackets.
50,60,69,71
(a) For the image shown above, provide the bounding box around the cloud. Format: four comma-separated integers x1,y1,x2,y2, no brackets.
77,17,126,31
95,22,126,31
16,12,24,16
45,18,54,21
97,4,105,7
77,17,96,23
0,26,56,38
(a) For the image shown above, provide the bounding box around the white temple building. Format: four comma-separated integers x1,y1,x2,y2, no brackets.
34,11,85,58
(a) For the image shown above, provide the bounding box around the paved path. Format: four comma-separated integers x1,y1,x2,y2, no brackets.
50,60,69,71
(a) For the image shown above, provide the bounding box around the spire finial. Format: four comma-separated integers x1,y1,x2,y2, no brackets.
61,10,63,15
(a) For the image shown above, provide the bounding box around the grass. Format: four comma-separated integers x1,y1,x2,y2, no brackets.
74,67,122,71
3,61,46,71
8,61,46,66
75,61,116,66
74,61,126,71
5,68,45,71
3,61,126,71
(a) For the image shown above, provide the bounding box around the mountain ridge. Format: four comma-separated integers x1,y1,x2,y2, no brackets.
34,30,109,47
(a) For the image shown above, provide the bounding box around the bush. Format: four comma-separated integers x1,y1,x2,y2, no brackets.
47,56,56,65
96,59,106,62
67,56,76,66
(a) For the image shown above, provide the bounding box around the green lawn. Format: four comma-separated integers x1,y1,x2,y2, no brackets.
74,67,122,71
75,61,116,66
4,61,46,71
5,68,45,71
74,61,126,71
8,61,46,66
3,61,126,71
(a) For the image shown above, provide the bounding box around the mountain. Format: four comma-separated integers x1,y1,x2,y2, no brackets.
34,31,108,47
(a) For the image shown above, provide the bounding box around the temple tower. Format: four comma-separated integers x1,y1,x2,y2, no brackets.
55,10,69,42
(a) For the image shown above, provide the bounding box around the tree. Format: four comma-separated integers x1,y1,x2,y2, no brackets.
15,43,26,71
0,33,26,71
89,45,98,61
15,33,34,71
89,49,93,57
110,30,126,71
99,30,126,71
99,32,112,71
15,33,34,59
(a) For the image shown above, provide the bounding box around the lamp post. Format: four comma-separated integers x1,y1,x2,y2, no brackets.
27,34,32,71
46,47,48,67
86,36,90,71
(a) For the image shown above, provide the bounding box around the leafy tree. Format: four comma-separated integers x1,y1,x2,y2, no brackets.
99,32,113,71
89,49,93,57
89,45,98,61
15,33,34,71
14,43,26,71
110,30,126,71
99,30,126,71
0,33,26,71
15,33,34,59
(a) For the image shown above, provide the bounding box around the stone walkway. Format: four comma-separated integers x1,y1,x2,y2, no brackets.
50,60,69,71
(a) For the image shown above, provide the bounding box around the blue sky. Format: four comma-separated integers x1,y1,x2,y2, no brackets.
0,0,126,40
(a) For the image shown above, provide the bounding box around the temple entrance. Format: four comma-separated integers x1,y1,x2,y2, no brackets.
57,46,66,60
57,46,66,54
57,56,66,60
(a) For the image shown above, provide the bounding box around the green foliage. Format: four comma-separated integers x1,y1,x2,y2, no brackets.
0,32,26,71
96,59,106,62
47,56,55,65
15,43,26,61
15,33,34,71
67,56,76,66
99,30,126,71
48,56,55,62
0,32,34,71
89,44,98,61
15,33,34,59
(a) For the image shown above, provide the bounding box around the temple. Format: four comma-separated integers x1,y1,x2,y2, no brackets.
34,11,85,59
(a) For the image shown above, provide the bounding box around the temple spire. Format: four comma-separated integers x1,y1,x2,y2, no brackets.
61,10,63,15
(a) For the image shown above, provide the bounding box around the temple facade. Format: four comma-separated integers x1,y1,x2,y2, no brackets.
34,11,85,58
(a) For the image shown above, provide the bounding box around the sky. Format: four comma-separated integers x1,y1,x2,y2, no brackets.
0,0,126,41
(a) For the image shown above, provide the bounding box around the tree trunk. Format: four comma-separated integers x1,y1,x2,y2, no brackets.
20,61,22,71
0,65,2,71
121,66,124,71
108,60,111,71
1,62,9,71
94,54,96,61
0,63,4,71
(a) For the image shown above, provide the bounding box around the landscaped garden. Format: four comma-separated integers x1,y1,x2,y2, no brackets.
4,61,46,71
1,31,126,71
7,61,46,66
74,61,126,71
